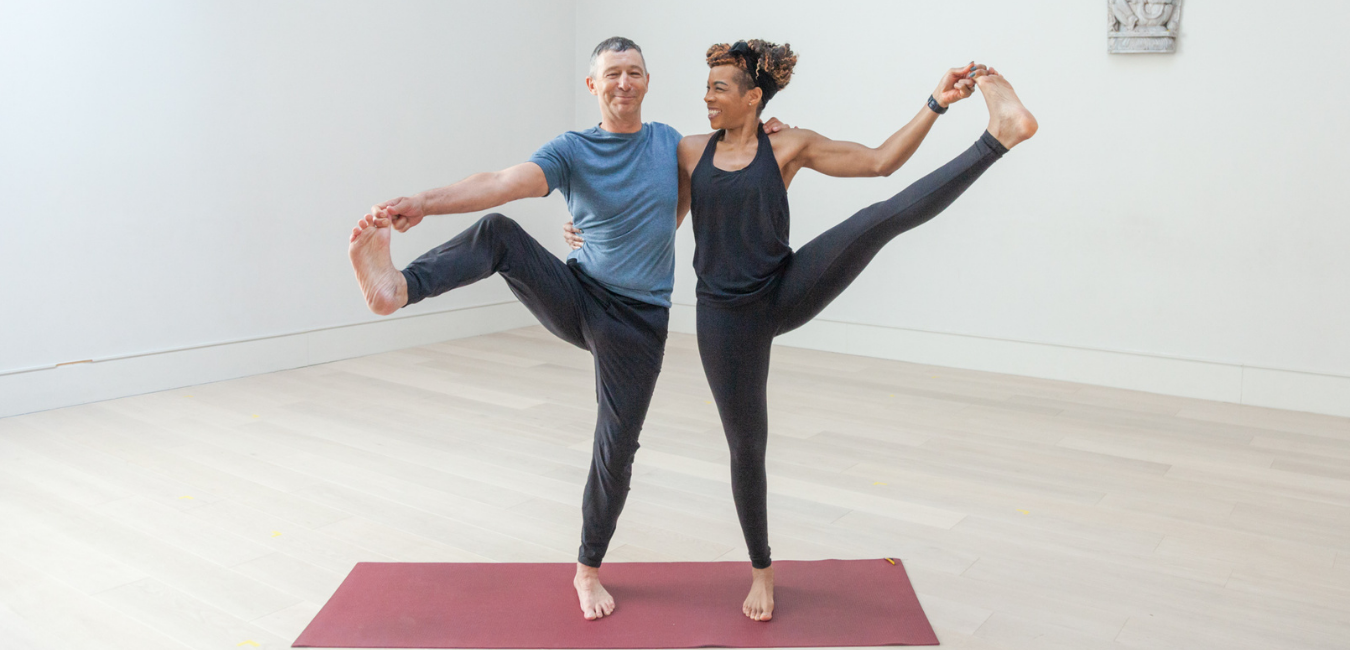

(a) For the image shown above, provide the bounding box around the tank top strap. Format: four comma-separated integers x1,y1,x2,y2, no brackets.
751,123,777,173
697,130,724,170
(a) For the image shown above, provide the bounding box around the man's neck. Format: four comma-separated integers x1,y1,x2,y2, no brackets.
599,112,643,134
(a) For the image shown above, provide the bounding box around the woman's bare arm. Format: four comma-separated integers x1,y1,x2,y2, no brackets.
784,63,984,179
675,134,710,228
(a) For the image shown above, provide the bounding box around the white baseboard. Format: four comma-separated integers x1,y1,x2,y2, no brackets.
670,304,1350,419
0,301,536,419
11,301,1346,421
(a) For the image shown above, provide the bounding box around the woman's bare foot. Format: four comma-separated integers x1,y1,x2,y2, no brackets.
743,566,774,621
574,563,615,620
975,69,1038,150
348,213,408,315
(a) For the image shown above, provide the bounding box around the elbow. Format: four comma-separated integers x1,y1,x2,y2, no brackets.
870,154,900,178
874,155,912,178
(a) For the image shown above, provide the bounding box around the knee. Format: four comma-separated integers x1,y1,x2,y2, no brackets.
727,437,766,469
476,213,522,241
596,437,641,476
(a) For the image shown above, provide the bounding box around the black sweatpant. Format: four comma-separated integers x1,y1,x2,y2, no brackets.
403,213,669,567
697,133,1006,569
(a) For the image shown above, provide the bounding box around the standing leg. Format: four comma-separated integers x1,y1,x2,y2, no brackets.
697,302,777,621
573,296,669,620
576,299,668,565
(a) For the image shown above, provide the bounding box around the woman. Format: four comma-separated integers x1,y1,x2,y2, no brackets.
689,39,1036,622
571,40,1036,621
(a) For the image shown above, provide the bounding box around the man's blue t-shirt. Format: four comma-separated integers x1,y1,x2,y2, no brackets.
529,122,681,308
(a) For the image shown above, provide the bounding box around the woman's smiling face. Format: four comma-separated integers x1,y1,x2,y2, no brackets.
704,64,759,130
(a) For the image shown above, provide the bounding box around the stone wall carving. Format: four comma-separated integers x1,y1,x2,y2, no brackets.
1108,0,1183,53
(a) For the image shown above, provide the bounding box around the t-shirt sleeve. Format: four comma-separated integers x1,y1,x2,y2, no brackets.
651,122,682,149
528,134,571,196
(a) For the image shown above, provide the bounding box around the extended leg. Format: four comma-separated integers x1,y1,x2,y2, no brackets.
773,72,1036,333
772,132,1006,334
399,213,588,346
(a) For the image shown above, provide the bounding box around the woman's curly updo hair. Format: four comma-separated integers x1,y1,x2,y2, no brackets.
706,39,797,113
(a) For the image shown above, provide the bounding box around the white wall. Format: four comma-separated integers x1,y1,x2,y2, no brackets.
6,1,1348,419
0,0,578,417
573,0,1350,417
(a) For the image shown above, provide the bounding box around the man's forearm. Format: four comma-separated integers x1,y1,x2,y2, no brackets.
416,172,518,216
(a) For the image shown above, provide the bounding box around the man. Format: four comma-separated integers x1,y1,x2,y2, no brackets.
347,36,784,620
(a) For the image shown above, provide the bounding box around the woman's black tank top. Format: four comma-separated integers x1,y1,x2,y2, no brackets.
690,124,791,306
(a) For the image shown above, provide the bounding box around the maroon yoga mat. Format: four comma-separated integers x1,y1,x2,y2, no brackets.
293,559,938,648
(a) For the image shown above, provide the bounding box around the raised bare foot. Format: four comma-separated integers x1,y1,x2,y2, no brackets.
976,69,1038,150
348,213,407,315
743,566,774,621
574,563,615,620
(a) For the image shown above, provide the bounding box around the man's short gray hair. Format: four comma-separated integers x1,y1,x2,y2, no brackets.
589,36,646,77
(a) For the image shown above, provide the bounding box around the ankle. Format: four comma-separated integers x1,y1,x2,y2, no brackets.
575,563,600,582
392,273,409,306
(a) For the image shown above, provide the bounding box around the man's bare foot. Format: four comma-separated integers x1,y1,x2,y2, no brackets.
348,214,408,315
975,69,1038,150
574,563,615,620
743,566,774,621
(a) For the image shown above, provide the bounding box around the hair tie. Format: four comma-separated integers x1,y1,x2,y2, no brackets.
727,41,779,102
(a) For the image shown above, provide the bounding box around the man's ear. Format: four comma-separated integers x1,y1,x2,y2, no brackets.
585,76,598,96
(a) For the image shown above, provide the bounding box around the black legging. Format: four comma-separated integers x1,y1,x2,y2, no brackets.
697,133,1006,569
402,214,668,567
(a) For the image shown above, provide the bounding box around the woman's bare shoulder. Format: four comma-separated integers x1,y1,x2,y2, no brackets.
678,133,715,164
768,127,821,162
680,132,715,150
767,127,820,143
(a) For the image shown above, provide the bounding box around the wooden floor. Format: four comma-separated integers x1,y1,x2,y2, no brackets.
2,326,1348,650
